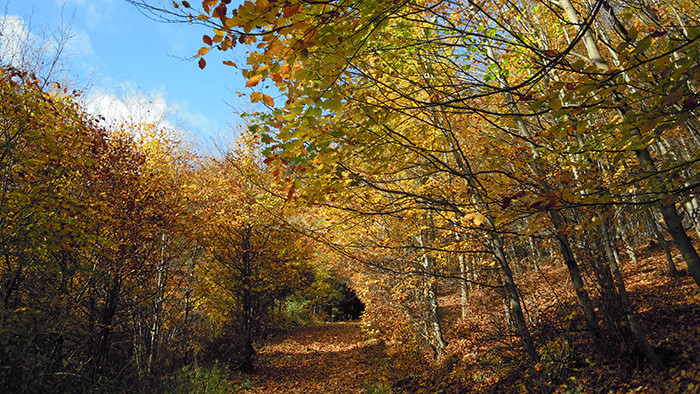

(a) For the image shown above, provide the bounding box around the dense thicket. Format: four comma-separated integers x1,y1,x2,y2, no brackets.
0,65,344,391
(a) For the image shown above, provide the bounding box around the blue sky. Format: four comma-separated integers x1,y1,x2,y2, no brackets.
1,0,255,153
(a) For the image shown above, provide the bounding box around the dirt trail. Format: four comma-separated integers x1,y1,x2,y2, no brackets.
245,322,386,393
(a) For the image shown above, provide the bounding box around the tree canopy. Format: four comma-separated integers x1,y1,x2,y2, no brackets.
2,0,700,391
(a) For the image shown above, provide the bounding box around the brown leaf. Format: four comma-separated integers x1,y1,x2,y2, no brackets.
683,96,698,111
214,4,227,20
501,197,512,209
283,4,300,18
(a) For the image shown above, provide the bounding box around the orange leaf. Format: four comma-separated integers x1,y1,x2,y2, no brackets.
198,47,210,56
280,62,291,76
262,94,275,106
223,60,237,67
202,0,217,14
286,184,296,201
246,76,261,87
271,73,283,83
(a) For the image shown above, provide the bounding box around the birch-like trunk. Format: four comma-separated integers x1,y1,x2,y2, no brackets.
558,0,700,289
418,212,447,356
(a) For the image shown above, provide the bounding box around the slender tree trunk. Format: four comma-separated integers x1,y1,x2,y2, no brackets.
614,213,639,266
422,46,537,362
147,234,167,376
638,150,700,287
454,228,469,319
646,211,680,277
479,226,537,362
495,268,515,332
459,254,469,319
241,229,255,373
550,211,609,358
604,223,664,370
482,40,608,359
418,213,447,356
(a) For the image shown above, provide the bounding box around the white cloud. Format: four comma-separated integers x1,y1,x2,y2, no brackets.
80,0,117,30
84,86,175,130
0,14,93,82
82,85,222,152
64,29,93,57
0,15,38,69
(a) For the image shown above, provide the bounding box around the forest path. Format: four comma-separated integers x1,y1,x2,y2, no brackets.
244,322,387,393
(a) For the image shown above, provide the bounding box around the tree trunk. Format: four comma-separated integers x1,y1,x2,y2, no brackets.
646,211,680,277
550,211,609,358
418,214,447,356
241,229,255,373
605,223,664,370
459,254,469,319
491,234,538,362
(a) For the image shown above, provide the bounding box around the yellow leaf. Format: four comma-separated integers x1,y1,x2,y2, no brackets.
250,92,263,102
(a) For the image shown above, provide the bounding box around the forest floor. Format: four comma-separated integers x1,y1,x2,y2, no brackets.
231,245,700,393
237,322,389,393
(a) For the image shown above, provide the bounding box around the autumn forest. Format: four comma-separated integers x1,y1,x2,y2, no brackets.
2,0,700,392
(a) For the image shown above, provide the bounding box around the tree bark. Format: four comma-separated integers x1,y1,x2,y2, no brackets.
418,213,447,356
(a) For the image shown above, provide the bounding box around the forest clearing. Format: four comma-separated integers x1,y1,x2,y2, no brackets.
2,0,700,392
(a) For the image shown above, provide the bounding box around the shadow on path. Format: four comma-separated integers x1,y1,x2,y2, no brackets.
246,322,386,393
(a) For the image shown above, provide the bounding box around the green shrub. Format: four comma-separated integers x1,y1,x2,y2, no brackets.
160,361,232,394
364,380,393,394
